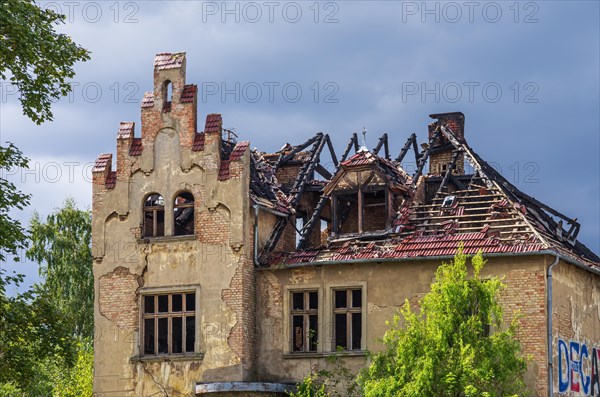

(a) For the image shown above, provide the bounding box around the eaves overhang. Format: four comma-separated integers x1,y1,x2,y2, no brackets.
259,249,600,277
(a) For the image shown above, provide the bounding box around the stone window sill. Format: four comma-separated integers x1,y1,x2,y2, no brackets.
282,350,367,359
130,353,204,363
137,234,196,244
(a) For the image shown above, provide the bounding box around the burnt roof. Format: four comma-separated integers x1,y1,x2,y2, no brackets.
254,118,599,271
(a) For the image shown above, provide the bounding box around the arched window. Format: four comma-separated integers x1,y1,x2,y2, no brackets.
162,80,172,112
174,192,194,236
143,194,165,237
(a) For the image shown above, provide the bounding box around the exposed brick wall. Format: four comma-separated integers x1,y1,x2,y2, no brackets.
92,184,108,215
140,110,162,147
230,161,244,180
499,268,547,397
222,255,256,375
555,298,575,340
116,139,130,183
198,210,230,245
130,227,141,239
429,150,465,176
339,202,359,234
140,105,196,150
276,164,302,186
98,266,140,330
276,223,297,252
170,101,197,149
429,112,465,141
363,206,387,231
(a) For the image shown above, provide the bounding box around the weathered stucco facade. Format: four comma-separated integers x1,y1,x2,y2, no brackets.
93,53,261,396
92,53,600,397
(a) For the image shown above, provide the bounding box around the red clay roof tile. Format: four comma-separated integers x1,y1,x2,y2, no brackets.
205,114,222,134
129,138,142,156
218,160,230,181
117,122,134,139
154,52,185,70
93,153,112,172
105,171,117,189
181,84,197,103
229,141,249,162
141,92,154,108
192,133,205,151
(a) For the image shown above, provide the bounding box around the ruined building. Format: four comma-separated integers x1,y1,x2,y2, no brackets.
92,53,600,397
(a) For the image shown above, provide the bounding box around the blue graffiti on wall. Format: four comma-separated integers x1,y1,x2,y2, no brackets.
557,338,600,396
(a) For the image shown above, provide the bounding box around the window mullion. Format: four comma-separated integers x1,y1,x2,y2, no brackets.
154,315,158,355
168,295,172,354
346,310,352,350
153,209,157,237
305,292,310,352
304,313,309,352
182,313,187,353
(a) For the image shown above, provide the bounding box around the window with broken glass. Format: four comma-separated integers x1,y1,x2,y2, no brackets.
174,192,195,236
290,290,319,353
142,292,196,355
333,288,362,351
143,193,165,238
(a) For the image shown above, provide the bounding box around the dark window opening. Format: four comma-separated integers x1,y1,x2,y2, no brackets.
332,193,357,235
174,192,195,236
290,291,318,352
142,292,196,355
333,288,362,351
163,80,172,112
332,188,390,235
143,194,164,237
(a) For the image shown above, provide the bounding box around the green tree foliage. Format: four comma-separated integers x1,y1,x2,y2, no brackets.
0,0,90,124
0,200,94,394
289,373,329,397
359,247,529,397
1,0,89,258
0,143,30,263
27,198,93,338
288,350,361,397
53,338,93,397
0,272,76,395
0,1,93,394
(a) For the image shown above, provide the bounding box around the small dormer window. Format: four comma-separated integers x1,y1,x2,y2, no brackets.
174,192,194,236
442,195,456,208
163,80,172,112
332,187,392,236
143,194,165,237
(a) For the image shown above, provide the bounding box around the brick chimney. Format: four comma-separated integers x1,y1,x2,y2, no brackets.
429,112,464,142
428,112,465,175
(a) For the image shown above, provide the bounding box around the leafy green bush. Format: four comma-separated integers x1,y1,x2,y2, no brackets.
359,246,529,397
289,373,328,397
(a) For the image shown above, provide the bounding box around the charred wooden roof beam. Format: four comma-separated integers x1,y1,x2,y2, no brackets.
297,134,359,249
396,133,417,163
412,129,441,186
372,133,390,160
435,150,462,196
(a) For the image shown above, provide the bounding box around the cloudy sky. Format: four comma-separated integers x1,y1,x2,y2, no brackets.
1,0,598,289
